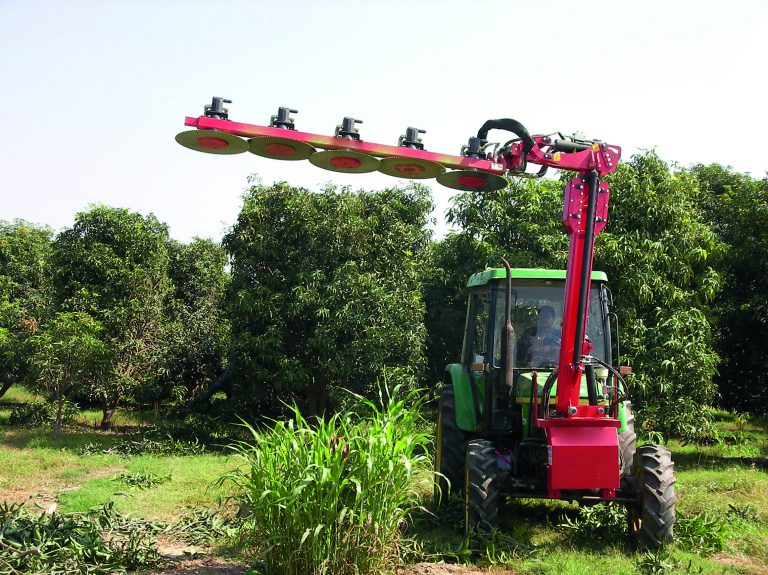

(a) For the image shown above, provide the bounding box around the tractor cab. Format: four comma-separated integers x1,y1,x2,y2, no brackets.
457,268,614,436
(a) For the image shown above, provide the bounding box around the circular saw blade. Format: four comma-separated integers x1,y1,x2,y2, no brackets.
378,157,445,180
308,149,380,173
248,136,316,161
436,170,507,192
175,130,249,155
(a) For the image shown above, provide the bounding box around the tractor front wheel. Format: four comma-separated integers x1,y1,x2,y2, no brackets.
434,385,468,506
629,444,676,547
464,439,500,532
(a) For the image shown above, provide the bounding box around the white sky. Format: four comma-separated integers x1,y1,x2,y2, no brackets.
1,0,766,242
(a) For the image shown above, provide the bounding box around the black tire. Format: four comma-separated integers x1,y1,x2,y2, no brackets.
464,439,500,532
618,401,637,478
434,385,468,506
629,444,676,548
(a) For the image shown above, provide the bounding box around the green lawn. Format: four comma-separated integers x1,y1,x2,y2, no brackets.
1,384,766,575
0,386,239,523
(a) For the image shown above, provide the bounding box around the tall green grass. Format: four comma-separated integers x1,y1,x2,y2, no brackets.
221,386,431,575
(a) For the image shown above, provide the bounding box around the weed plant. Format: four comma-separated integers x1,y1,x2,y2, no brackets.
557,502,627,544
221,385,431,575
116,471,171,490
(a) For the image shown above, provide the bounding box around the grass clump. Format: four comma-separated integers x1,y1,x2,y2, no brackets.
221,385,430,575
557,502,627,544
116,471,171,490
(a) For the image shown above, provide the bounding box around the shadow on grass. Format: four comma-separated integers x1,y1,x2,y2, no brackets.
672,450,768,472
407,495,642,565
0,427,122,452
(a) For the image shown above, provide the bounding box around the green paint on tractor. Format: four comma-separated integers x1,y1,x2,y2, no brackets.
467,267,608,288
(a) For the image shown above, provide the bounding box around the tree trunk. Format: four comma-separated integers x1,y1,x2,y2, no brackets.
100,408,116,430
100,390,121,430
305,380,327,419
0,380,13,400
54,395,63,440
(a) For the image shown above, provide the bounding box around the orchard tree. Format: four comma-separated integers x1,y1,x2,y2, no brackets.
27,312,111,439
159,238,230,403
0,220,53,398
693,164,768,413
224,181,433,417
599,153,723,438
444,152,722,439
421,234,491,386
52,206,172,429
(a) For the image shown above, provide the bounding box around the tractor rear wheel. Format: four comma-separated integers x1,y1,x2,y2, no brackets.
629,444,676,547
618,401,637,478
434,385,468,506
464,439,500,532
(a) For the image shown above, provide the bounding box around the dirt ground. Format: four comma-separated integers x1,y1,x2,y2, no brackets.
402,563,514,575
157,556,514,575
0,465,125,509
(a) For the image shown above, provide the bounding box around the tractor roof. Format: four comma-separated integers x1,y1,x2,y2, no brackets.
467,268,609,288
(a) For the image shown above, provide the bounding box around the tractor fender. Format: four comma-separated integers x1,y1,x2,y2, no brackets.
445,363,479,432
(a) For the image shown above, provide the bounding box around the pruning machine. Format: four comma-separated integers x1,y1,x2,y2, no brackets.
175,98,676,547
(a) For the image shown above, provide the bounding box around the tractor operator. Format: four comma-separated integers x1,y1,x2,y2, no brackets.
518,305,561,367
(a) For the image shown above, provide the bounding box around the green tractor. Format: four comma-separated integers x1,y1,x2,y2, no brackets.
435,267,676,547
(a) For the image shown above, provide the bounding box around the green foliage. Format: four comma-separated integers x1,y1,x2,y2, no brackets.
26,311,111,438
159,399,244,445
600,153,723,438
692,163,768,414
0,500,162,574
0,220,53,398
636,547,683,575
116,471,171,490
675,512,728,554
0,498,232,574
557,502,626,543
447,177,569,268
159,238,229,402
223,181,433,416
169,507,233,546
51,205,173,429
421,234,492,384
8,398,79,427
221,385,431,575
